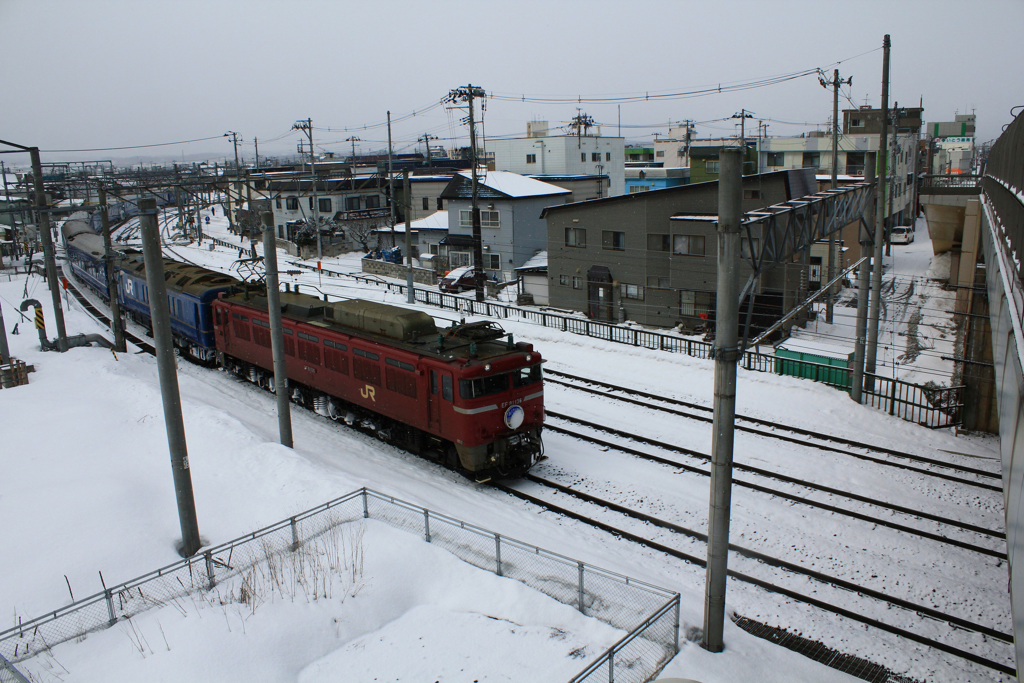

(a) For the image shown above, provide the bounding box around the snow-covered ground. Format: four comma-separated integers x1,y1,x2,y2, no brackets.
0,207,1006,682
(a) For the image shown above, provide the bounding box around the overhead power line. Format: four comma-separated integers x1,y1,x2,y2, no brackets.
41,134,232,154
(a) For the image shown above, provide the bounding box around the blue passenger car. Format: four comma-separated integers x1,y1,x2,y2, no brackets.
118,254,237,363
62,219,111,298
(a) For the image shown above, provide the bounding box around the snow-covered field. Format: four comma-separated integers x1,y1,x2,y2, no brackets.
0,208,1007,682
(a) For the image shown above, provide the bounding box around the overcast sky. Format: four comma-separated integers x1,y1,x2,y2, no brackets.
3,0,1021,167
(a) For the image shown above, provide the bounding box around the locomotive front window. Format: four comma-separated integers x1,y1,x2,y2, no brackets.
513,364,542,388
459,373,509,399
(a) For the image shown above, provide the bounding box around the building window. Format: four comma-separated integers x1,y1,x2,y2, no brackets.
846,152,865,176
629,185,652,193
459,210,500,228
591,152,600,162
366,195,380,209
422,197,429,211
436,198,443,210
565,227,586,248
743,189,761,200
850,117,864,128
705,160,719,174
346,196,360,211
275,197,282,209
673,234,705,256
526,154,537,164
620,283,644,300
572,276,582,289
647,276,670,288
602,230,625,251
319,198,332,213
450,251,471,267
606,152,611,161
647,234,670,251
484,253,501,270
581,153,586,162
428,243,439,255
680,290,712,317
656,150,665,157
766,152,784,167
286,197,298,210
559,274,569,286
802,152,820,169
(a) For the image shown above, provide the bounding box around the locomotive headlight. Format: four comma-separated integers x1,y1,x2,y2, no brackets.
484,363,491,371
525,354,532,362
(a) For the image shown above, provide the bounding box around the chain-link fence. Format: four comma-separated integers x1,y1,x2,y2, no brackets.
1,487,679,682
0,653,29,683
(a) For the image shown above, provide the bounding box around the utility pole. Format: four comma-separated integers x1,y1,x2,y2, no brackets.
819,68,852,325
420,133,438,165
703,147,743,653
261,211,293,449
732,109,753,173
98,187,125,352
254,137,260,169
138,198,201,558
885,103,900,258
448,84,487,302
851,154,876,404
683,121,693,167
387,111,396,242
226,131,241,232
346,136,361,174
404,169,414,304
865,34,891,388
292,119,321,259
29,146,68,352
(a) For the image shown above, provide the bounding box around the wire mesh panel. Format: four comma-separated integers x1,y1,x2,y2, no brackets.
4,488,679,683
0,654,29,683
498,540,580,608
571,597,680,683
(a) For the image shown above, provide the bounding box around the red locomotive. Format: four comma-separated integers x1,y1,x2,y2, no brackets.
212,286,544,480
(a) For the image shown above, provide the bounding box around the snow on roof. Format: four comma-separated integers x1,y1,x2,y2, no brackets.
670,214,718,221
457,170,570,198
389,211,449,233
776,337,854,359
515,251,547,271
815,174,863,182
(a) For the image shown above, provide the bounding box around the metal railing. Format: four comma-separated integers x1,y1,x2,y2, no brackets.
1,488,679,682
920,174,984,194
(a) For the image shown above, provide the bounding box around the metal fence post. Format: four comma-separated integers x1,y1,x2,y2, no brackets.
578,562,585,614
204,551,216,589
104,589,116,626
290,516,299,551
362,489,369,519
495,534,503,576
673,596,681,654
889,378,898,416
608,648,615,683
424,509,431,543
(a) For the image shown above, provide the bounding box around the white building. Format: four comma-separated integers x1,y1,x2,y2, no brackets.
485,122,625,197
758,131,919,226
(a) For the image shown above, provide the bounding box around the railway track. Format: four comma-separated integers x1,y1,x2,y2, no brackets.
545,368,1001,492
495,476,1016,678
544,412,1006,556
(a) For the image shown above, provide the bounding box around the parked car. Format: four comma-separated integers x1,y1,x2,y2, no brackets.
438,266,480,293
890,226,914,244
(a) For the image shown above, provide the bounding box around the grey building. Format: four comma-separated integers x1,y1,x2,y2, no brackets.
542,168,819,331
439,171,571,282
